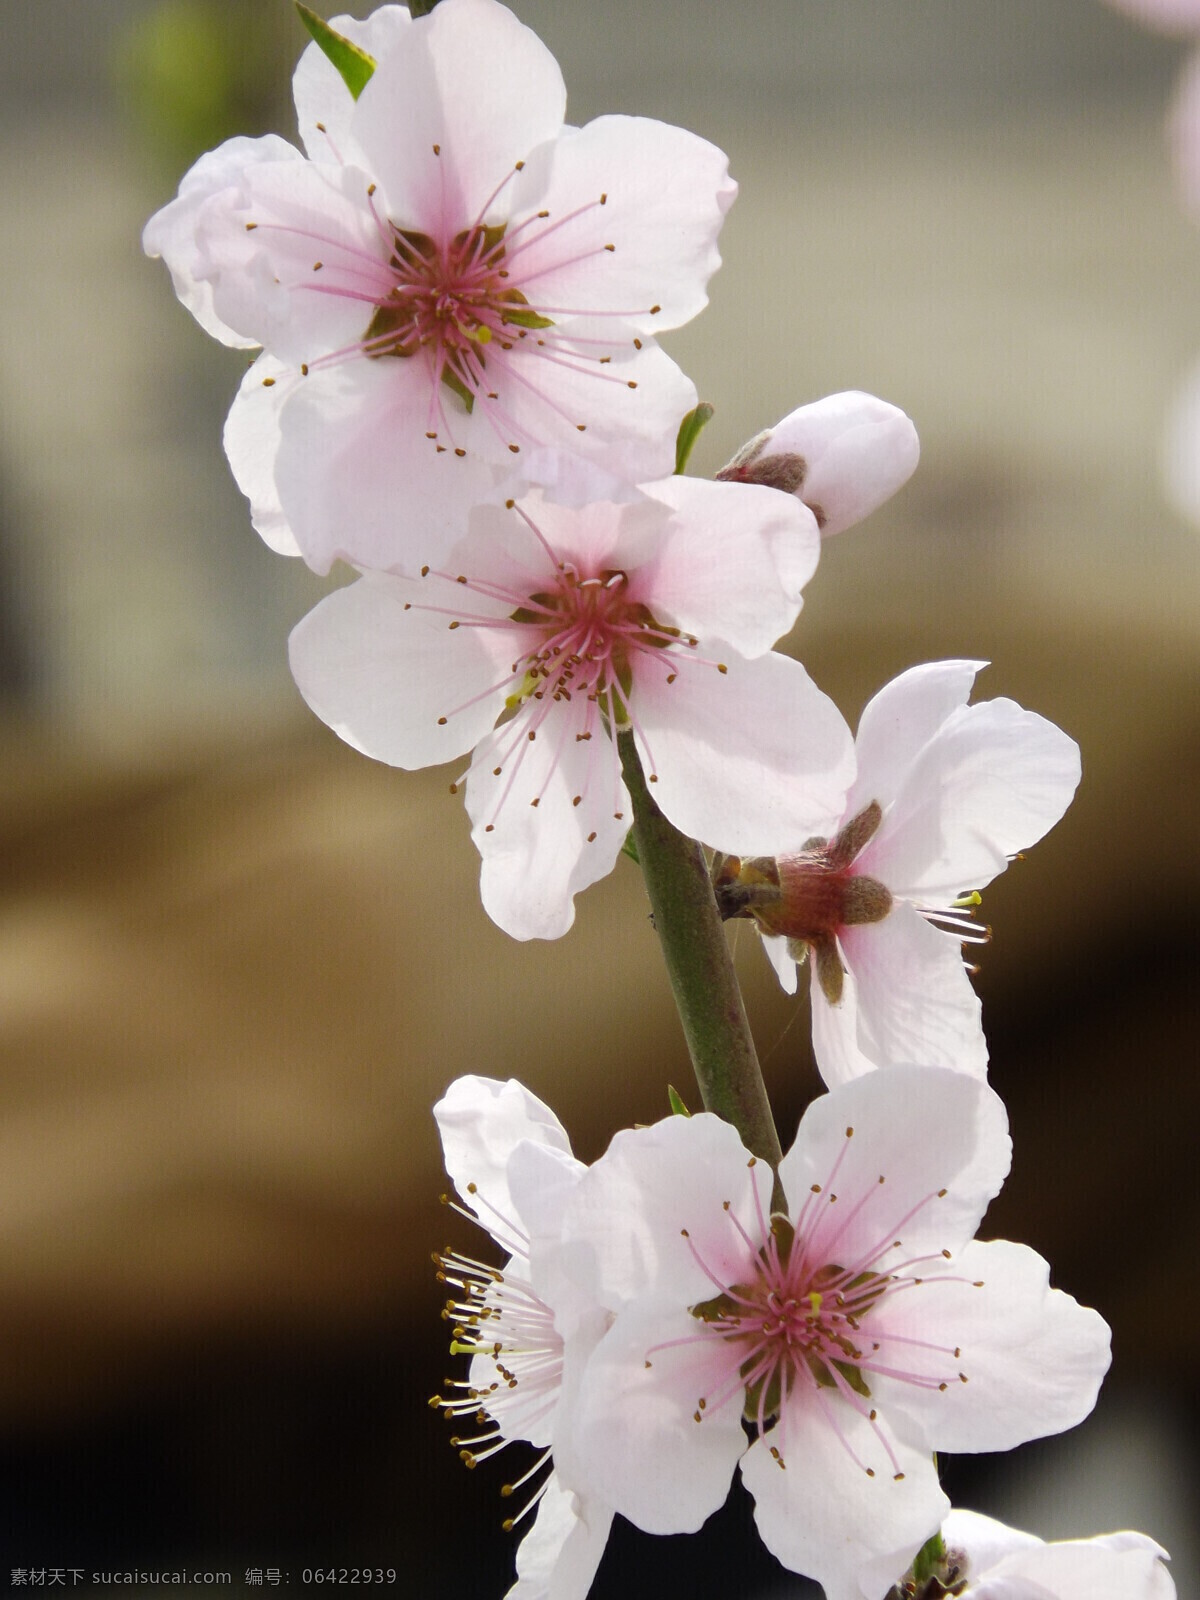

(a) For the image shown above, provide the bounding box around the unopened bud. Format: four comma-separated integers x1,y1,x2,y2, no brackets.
716,391,919,538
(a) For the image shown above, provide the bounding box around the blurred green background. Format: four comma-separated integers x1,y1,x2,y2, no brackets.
0,2,1197,1595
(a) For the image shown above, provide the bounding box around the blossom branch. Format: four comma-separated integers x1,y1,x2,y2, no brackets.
618,729,784,1175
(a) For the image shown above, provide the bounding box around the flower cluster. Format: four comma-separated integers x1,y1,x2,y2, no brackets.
145,3,1173,1598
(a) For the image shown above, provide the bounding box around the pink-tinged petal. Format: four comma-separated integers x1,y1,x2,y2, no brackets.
561,1113,772,1310
274,359,511,572
638,478,816,656
846,659,984,820
433,1076,574,1244
871,1238,1110,1455
293,7,413,162
834,907,988,1081
807,945,881,1086
943,1508,1044,1571
1100,0,1200,33
1169,49,1200,217
195,159,390,362
507,1473,613,1600
632,649,854,855
509,115,735,333
777,1068,1011,1269
740,1399,947,1600
143,134,301,347
762,391,920,539
980,1539,1175,1600
572,1294,746,1534
761,932,800,996
351,0,566,228
467,724,630,941
859,698,1082,903
288,570,515,768
222,354,302,556
1164,351,1200,526
507,1140,595,1338
478,333,695,489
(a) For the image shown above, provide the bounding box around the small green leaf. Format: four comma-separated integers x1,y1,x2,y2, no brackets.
674,402,715,475
911,1532,947,1586
667,1084,691,1117
620,832,640,865
407,0,444,15
295,4,377,99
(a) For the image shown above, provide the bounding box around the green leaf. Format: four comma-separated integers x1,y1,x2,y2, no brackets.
674,402,714,475
911,1532,947,1585
620,832,640,865
667,1084,691,1117
295,4,377,99
407,0,444,14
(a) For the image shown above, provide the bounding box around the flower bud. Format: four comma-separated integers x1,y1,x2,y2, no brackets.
716,390,919,537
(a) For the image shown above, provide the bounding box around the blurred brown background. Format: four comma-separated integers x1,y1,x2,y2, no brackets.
0,1,1197,1595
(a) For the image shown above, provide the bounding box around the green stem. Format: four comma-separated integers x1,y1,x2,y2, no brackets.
618,731,783,1173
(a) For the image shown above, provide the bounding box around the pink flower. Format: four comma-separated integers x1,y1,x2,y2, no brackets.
717,391,920,538
288,478,854,939
929,1509,1175,1600
432,1075,616,1600
143,0,735,572
716,660,1080,1085
561,1069,1110,1600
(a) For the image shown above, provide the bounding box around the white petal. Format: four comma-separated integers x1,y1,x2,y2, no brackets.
776,1068,1011,1268
507,1473,613,1600
479,333,695,488
632,649,854,854
288,570,515,768
293,7,413,162
467,719,630,941
222,354,302,555
143,134,301,347
274,358,511,572
764,390,920,538
508,114,735,333
639,477,816,656
846,659,985,821
507,1139,593,1336
980,1540,1176,1600
943,1507,1044,1573
432,1075,574,1237
572,1293,746,1534
351,0,565,228
196,159,389,362
871,1238,1111,1455
859,697,1082,903
760,932,799,995
807,943,882,1087
1100,0,1200,33
740,1398,947,1600
835,907,989,1081
560,1112,772,1310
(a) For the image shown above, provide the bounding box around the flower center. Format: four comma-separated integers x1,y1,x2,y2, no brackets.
660,1129,976,1478
508,566,681,720
690,1214,889,1433
363,222,553,413
713,802,892,1001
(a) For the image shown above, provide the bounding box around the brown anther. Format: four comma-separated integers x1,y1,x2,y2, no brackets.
300,363,309,375
455,447,466,458
312,261,323,271
261,377,276,387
